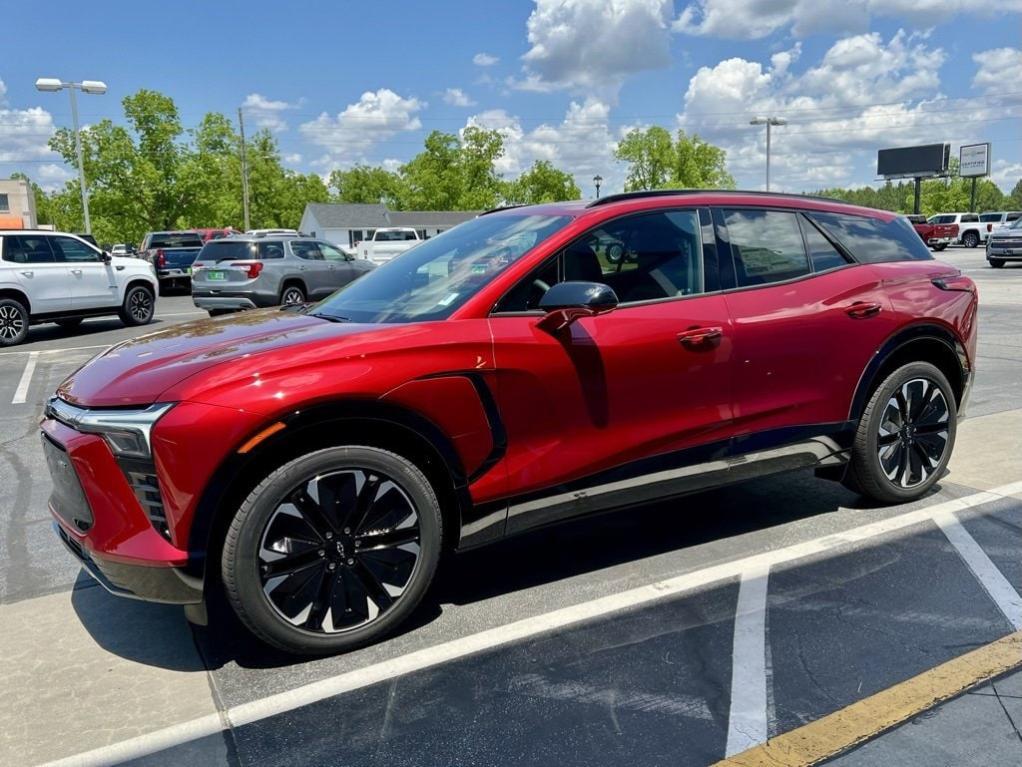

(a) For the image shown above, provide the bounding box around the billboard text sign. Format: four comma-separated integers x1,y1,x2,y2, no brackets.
959,143,991,178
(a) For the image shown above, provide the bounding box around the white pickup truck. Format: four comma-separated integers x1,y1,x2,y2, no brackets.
358,228,421,264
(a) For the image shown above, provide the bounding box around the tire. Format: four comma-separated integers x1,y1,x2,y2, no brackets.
55,317,83,330
962,231,980,249
222,446,442,655
606,244,624,264
280,284,306,306
989,258,1005,269
119,285,155,326
931,243,948,252
0,298,28,347
845,362,956,504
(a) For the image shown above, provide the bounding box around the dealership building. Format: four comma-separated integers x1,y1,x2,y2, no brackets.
299,203,478,249
0,178,38,229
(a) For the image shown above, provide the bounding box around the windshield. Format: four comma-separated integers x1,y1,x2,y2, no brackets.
1010,217,1022,230
311,213,571,323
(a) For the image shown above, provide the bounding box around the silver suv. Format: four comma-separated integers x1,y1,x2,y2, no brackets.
191,236,374,315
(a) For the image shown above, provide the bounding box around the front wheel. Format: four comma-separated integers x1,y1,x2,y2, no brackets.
119,285,155,326
222,446,442,655
931,243,948,252
845,362,956,504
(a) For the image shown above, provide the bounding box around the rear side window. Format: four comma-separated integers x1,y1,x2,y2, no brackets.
724,209,810,287
930,215,955,225
257,241,285,259
980,214,1003,222
3,235,57,263
808,212,933,263
800,217,850,272
961,214,979,223
198,241,255,262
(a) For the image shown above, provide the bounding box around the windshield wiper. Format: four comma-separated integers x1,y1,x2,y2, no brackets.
312,312,350,323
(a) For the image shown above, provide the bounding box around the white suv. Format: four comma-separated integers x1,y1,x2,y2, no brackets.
0,231,159,346
928,213,985,248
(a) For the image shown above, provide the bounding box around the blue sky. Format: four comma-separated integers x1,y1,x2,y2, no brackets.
1,0,1020,197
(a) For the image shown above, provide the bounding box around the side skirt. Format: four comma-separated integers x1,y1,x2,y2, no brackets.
459,423,853,550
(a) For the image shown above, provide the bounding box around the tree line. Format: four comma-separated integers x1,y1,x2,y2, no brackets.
18,89,738,246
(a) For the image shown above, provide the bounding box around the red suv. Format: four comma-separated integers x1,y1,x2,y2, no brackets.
43,191,977,654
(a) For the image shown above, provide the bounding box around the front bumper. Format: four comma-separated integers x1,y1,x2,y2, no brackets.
987,245,1022,261
55,522,202,604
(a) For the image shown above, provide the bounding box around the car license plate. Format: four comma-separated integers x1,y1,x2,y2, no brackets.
207,270,226,281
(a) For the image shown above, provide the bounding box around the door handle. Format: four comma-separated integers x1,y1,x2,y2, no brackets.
845,301,882,319
20,270,33,278
71,269,83,275
677,326,723,348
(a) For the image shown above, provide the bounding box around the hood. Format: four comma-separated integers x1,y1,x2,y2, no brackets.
58,309,384,407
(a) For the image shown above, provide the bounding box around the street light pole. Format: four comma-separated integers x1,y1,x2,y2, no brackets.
749,116,787,191
35,77,107,235
593,174,603,199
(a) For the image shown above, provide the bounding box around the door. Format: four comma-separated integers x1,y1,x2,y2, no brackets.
318,241,357,290
488,208,735,533
718,208,898,443
51,235,118,310
288,240,333,298
4,234,72,313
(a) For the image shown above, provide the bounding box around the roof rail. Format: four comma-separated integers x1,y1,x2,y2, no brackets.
585,188,850,208
479,204,527,216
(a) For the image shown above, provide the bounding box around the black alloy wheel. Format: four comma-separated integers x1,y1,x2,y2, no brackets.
223,446,442,654
875,378,950,489
258,469,421,633
0,299,28,347
120,286,155,326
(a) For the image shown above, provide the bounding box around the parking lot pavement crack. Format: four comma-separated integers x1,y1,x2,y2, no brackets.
993,684,1022,745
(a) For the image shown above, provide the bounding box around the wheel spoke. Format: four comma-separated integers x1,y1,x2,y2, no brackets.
290,486,335,538
351,560,394,611
358,527,419,552
343,473,381,535
304,569,337,631
262,547,322,577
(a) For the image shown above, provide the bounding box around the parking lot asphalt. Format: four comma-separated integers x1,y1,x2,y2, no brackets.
2,251,1022,767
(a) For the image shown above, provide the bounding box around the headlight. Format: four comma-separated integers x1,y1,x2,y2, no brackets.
45,398,173,459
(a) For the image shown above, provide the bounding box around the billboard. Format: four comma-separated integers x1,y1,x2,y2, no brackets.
877,143,950,179
959,143,991,178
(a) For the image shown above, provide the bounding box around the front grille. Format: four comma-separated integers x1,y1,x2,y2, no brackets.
118,457,171,541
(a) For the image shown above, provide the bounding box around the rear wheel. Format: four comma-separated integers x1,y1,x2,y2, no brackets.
989,258,1005,269
931,243,948,252
845,362,956,503
119,285,155,326
222,446,442,655
280,284,306,306
962,231,980,248
0,298,28,347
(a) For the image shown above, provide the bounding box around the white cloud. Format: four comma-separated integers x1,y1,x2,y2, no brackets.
679,31,963,189
513,0,674,97
467,98,622,194
991,159,1022,191
675,0,1020,39
443,88,476,107
283,152,303,164
0,77,65,187
973,48,1022,93
300,89,424,166
473,52,499,66
241,93,299,133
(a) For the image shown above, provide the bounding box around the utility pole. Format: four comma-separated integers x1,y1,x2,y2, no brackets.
750,117,787,191
238,107,251,232
970,177,977,212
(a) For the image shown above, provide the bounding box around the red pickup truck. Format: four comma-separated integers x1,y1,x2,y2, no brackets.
906,215,957,251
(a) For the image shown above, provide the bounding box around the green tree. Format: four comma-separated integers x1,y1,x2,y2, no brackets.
329,165,405,206
1007,179,1022,209
399,127,506,210
503,160,581,204
615,126,734,191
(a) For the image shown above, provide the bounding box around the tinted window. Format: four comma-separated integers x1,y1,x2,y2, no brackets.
375,230,417,242
0,194,9,212
495,210,704,312
980,214,1003,222
291,241,324,260
930,215,956,225
149,233,203,248
312,214,571,323
801,217,850,272
724,209,809,286
53,236,100,262
808,212,933,262
257,241,285,260
5,235,57,263
197,241,255,262
1007,212,1021,222
961,214,979,223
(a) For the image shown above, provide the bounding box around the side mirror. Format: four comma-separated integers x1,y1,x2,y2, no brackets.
537,281,618,333
100,252,112,263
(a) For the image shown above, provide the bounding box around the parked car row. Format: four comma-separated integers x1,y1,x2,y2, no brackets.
0,230,158,346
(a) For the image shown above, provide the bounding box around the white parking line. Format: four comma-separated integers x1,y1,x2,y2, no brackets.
11,351,39,405
40,480,1022,767
934,513,1022,630
725,563,770,757
0,343,111,358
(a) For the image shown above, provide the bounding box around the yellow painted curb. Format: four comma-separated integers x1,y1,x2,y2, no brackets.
716,630,1022,766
